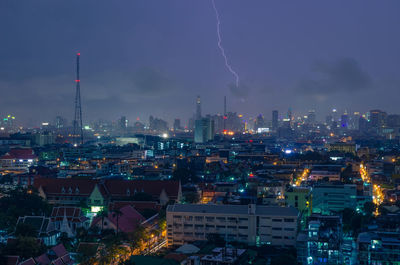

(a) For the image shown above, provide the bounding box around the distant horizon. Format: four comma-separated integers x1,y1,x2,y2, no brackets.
1,0,400,125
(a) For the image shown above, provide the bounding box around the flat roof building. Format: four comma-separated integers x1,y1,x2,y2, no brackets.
166,204,298,247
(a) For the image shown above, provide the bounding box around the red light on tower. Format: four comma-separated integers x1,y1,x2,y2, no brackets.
77,53,80,56
75,80,80,82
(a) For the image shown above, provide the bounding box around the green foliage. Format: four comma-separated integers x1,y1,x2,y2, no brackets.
363,201,376,216
270,253,297,265
172,168,199,184
341,207,374,238
0,188,51,231
3,236,46,259
15,223,37,237
206,233,225,247
183,191,200,203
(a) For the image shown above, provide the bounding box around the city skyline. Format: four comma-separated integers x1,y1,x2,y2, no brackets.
1,0,400,125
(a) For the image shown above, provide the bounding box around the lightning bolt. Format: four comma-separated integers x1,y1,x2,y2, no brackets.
211,0,240,87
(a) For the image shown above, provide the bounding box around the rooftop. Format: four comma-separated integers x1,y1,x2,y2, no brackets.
167,204,298,217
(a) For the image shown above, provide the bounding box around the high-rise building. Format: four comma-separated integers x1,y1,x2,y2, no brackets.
194,118,214,143
55,116,66,129
254,114,265,131
272,110,279,130
196,95,202,120
308,110,316,125
173,119,181,131
369,109,387,130
341,112,349,128
119,116,128,130
387,114,400,127
359,116,369,132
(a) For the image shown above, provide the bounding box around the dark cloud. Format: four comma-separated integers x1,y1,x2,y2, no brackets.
229,82,250,99
131,67,175,95
297,58,373,95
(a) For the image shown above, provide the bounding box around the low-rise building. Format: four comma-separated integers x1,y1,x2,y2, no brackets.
166,204,298,247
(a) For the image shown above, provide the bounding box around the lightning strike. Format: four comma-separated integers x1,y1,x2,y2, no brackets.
211,0,240,87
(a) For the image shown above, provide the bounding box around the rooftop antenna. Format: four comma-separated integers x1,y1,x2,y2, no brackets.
73,53,83,146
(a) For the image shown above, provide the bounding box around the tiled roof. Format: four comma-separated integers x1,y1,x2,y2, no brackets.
92,205,145,233
34,253,51,264
51,244,68,258
50,207,88,223
18,258,36,265
0,149,37,160
4,256,19,265
34,178,99,196
34,178,180,201
109,201,161,212
103,180,180,199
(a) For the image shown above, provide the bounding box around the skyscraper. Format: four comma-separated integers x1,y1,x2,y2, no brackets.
173,119,181,131
308,110,316,125
272,110,278,130
196,95,202,120
194,118,215,143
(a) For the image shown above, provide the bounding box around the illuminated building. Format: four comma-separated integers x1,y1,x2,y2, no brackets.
285,187,311,219
166,204,298,247
297,214,343,265
312,183,357,215
194,118,215,143
357,231,400,265
328,142,356,154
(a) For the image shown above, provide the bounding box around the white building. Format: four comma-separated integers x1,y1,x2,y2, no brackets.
167,204,298,247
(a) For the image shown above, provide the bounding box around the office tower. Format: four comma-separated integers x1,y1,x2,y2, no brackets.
308,110,316,125
341,113,349,128
387,114,400,127
55,116,66,129
196,95,202,120
254,114,265,131
370,109,387,129
149,116,168,132
194,118,214,143
332,108,338,122
272,110,278,130
119,116,128,134
173,119,181,131
359,116,369,132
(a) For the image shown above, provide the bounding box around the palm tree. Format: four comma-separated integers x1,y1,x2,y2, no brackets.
98,210,108,233
112,208,123,235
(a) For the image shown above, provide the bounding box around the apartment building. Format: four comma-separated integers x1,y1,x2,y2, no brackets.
166,204,298,247
312,183,357,215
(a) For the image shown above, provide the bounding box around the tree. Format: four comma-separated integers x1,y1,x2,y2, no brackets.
98,210,108,233
14,223,37,237
184,191,200,203
112,208,123,236
270,253,297,265
206,233,225,247
0,188,51,232
4,236,46,259
363,202,376,216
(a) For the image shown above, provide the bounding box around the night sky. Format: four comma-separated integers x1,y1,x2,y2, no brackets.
1,0,400,126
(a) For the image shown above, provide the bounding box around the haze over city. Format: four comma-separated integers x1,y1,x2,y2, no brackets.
1,0,400,126
1,1,400,265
